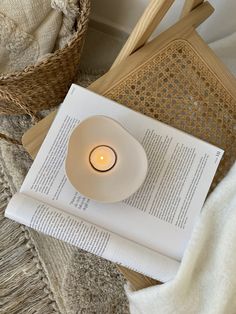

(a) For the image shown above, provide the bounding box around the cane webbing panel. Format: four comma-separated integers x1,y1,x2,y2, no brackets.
104,39,236,189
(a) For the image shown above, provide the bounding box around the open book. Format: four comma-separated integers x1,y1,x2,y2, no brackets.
5,84,224,282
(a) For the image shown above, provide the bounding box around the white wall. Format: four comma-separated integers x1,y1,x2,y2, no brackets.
90,0,236,43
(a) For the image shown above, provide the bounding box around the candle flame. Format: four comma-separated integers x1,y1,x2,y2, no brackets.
89,145,117,172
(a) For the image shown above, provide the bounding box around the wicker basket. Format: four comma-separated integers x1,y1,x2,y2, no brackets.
0,0,90,119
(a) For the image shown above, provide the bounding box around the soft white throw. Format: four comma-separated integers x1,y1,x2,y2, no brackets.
126,162,236,314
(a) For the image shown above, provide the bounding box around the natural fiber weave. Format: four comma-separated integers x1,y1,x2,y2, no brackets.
105,39,236,188
0,0,90,117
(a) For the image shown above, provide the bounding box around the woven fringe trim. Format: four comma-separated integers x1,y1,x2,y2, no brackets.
0,166,60,314
0,132,22,145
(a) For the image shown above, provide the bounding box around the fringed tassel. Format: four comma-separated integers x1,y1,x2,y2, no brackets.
0,132,22,145
0,165,60,313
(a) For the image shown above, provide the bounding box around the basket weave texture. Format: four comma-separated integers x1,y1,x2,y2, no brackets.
105,39,236,188
0,0,90,119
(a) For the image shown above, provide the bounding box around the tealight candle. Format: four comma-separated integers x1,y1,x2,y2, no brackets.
89,145,117,172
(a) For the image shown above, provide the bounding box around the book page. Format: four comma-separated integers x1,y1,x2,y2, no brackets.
19,84,223,261
6,193,179,282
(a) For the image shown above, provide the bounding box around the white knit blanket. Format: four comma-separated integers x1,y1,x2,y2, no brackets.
126,162,236,314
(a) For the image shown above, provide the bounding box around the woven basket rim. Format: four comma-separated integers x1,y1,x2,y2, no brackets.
0,0,90,81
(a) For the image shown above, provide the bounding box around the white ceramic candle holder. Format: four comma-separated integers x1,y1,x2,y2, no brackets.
65,116,148,203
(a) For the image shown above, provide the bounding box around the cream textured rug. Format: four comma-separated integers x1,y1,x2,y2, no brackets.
0,69,129,313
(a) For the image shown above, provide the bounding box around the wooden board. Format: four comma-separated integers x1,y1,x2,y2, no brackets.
111,0,175,69
180,0,204,17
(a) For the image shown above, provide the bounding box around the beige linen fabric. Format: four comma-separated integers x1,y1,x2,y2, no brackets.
0,0,79,74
